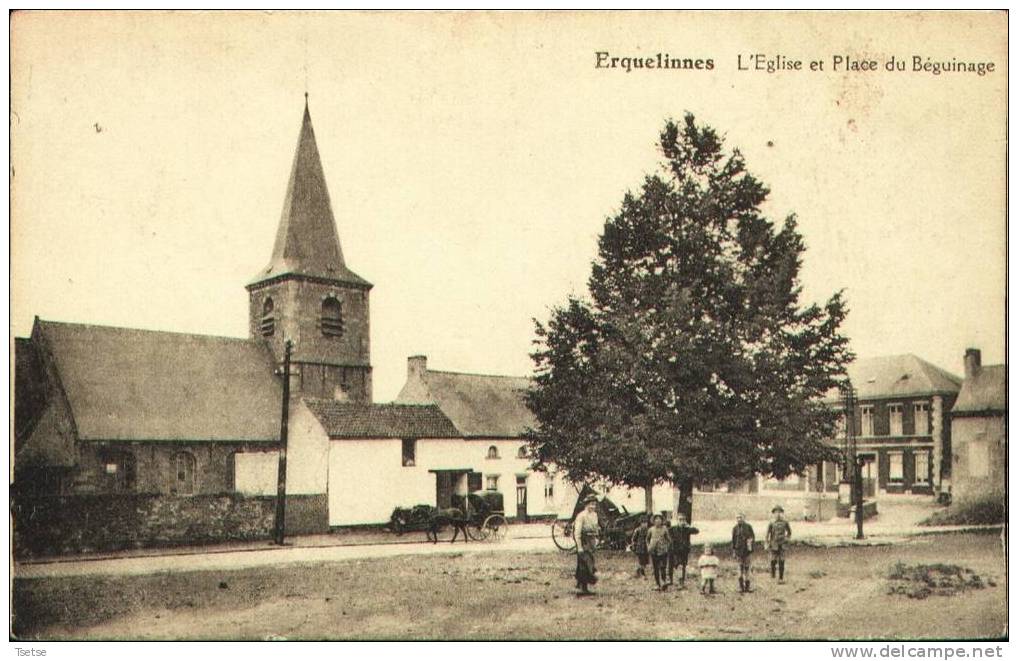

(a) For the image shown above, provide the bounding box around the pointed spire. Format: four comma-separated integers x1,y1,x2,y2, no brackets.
250,103,370,288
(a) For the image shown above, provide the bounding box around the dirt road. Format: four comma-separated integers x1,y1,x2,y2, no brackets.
13,531,1005,641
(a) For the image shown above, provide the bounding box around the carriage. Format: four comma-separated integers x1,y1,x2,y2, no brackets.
550,485,646,551
454,491,510,542
388,490,510,542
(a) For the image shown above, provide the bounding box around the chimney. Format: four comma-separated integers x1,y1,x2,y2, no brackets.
964,348,982,379
408,355,428,381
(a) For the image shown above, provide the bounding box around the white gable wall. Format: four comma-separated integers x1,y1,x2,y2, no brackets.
233,400,330,496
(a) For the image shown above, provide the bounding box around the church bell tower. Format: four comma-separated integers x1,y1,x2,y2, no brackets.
246,100,372,402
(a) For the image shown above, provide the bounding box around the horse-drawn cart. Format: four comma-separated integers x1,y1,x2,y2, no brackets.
388,491,509,543
550,485,645,551
455,491,509,542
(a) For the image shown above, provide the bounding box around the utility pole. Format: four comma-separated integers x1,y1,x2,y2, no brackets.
273,339,293,546
841,382,865,540
854,455,865,540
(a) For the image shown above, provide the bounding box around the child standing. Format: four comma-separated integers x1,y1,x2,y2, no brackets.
668,512,700,587
646,514,672,590
697,544,720,595
630,517,650,578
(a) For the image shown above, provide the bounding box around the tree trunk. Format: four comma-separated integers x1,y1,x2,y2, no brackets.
677,477,694,524
644,481,654,516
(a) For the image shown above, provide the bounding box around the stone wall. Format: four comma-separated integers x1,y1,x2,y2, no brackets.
11,492,327,559
691,491,837,522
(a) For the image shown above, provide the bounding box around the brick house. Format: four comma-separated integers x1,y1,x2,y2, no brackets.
755,354,961,500
949,349,1005,504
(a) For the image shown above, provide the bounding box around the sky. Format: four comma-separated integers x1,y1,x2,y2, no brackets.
10,11,1007,403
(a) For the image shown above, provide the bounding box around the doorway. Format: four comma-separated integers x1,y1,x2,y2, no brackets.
857,453,877,498
515,475,528,522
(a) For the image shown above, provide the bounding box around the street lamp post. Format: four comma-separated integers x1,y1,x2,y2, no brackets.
273,339,293,546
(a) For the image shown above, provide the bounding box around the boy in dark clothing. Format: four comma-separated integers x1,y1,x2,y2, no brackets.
646,514,672,590
668,512,699,586
765,505,793,581
731,513,756,594
630,517,650,578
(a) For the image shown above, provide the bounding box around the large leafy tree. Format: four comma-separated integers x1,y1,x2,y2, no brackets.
526,114,852,520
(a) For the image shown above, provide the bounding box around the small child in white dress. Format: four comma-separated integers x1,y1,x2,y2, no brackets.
697,544,720,595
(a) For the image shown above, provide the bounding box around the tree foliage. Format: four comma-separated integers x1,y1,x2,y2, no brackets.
525,114,852,508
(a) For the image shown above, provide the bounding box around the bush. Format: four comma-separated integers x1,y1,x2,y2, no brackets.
886,561,991,599
919,498,1005,526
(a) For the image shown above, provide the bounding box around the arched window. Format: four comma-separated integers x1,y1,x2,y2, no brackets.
321,297,343,337
260,297,275,337
487,445,500,460
516,446,528,459
173,452,196,495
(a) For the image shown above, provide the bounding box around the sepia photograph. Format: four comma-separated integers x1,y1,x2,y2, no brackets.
8,10,1008,647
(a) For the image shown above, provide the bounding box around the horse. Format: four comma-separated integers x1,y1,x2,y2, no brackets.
426,507,470,544
388,505,470,543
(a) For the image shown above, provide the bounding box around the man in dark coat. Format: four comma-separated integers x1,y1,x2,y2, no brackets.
668,512,699,586
731,512,756,593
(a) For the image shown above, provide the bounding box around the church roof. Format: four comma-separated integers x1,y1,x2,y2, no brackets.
952,364,1005,414
824,354,962,402
396,366,537,438
305,400,461,439
34,319,282,442
249,103,371,289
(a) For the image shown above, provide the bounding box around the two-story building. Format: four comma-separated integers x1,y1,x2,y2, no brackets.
756,354,962,500
949,348,1006,504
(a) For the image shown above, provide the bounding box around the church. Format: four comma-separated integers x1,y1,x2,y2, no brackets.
13,102,576,548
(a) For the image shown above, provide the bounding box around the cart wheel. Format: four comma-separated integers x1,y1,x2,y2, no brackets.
467,522,488,541
483,515,509,542
551,519,576,551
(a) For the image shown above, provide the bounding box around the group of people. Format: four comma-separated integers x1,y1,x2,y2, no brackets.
572,494,793,597
629,511,700,591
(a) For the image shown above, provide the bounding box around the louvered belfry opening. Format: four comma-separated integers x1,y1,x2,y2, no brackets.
321,297,343,337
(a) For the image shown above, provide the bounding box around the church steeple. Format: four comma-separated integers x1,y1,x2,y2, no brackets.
250,103,370,289
246,103,373,403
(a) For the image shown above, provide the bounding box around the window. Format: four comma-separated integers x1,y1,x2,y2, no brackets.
401,439,416,467
321,297,343,337
913,403,930,436
98,450,135,493
487,445,500,460
486,474,499,491
888,452,904,482
888,404,903,436
914,451,930,485
260,297,275,337
516,446,527,459
969,442,989,477
860,406,874,436
544,474,555,500
173,452,196,495
834,413,847,438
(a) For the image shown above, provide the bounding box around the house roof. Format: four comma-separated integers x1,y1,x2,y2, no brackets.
35,319,282,442
396,368,536,438
304,399,461,439
952,365,1005,414
825,354,962,402
249,104,370,289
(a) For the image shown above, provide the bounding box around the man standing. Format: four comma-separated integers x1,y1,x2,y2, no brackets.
765,505,792,582
668,512,699,587
731,512,756,593
573,494,600,596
